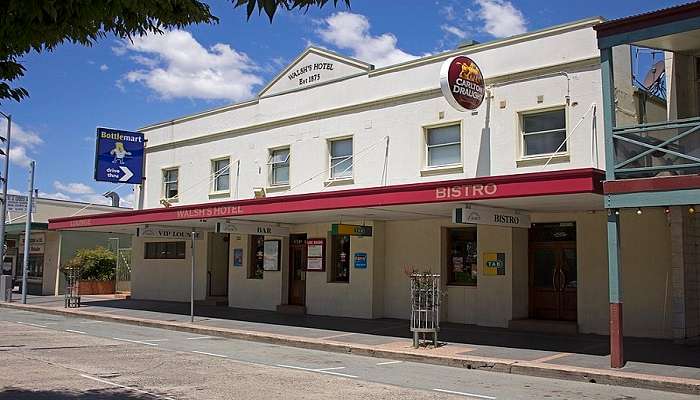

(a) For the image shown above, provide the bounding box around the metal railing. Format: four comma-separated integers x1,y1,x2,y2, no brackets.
410,273,441,348
612,117,700,179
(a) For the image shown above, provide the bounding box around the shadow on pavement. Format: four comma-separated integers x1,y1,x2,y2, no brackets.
0,387,163,399
69,298,700,369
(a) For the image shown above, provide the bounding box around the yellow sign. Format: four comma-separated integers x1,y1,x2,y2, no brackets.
331,224,373,236
483,252,506,276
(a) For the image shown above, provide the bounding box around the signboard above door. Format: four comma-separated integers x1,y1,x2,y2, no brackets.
216,221,289,237
453,205,530,228
331,224,373,236
137,225,202,240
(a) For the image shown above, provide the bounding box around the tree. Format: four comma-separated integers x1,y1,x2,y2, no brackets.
0,0,350,103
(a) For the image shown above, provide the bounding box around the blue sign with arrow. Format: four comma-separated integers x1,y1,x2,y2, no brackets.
94,127,144,184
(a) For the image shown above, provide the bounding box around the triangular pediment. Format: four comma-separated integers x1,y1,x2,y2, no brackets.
259,47,373,97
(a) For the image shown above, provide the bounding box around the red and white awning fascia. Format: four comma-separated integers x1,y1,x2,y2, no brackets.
49,168,604,230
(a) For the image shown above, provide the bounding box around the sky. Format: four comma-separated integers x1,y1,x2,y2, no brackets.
0,0,688,208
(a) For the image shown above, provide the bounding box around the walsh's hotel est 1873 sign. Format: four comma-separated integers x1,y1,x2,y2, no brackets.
440,55,485,112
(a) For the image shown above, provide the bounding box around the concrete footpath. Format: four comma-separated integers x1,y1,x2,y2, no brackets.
2,295,699,395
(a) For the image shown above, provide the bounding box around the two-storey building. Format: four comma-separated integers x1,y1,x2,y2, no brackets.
50,17,672,341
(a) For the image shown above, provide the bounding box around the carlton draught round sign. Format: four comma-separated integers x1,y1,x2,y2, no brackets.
439,55,485,111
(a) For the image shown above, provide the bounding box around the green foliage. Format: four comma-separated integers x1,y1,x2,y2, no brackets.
0,0,350,104
63,247,117,281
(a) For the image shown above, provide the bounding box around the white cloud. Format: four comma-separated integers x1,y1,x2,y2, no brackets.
53,181,95,195
316,12,419,67
99,64,109,71
441,24,468,39
7,188,21,195
117,30,263,101
9,146,32,167
474,0,527,38
0,122,43,167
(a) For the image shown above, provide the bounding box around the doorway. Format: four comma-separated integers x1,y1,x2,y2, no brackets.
207,232,229,298
529,223,577,321
288,234,306,306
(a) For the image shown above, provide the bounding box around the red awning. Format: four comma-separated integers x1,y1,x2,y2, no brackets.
49,168,604,230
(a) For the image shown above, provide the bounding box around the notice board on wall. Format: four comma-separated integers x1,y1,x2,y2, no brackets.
306,238,325,271
483,252,506,276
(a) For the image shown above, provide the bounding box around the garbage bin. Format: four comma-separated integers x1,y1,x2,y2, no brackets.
0,275,11,302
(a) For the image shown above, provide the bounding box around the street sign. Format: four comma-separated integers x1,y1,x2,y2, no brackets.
5,194,36,213
94,127,144,184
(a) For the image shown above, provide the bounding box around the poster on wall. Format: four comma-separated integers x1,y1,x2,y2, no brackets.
263,240,280,271
483,252,506,276
232,248,243,267
354,252,367,269
306,238,325,271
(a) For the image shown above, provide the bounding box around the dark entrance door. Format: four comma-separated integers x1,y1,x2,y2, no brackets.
529,223,577,321
288,234,307,306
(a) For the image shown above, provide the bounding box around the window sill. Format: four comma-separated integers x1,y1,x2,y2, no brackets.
324,177,354,186
208,191,230,199
420,164,464,177
516,153,570,167
266,184,290,193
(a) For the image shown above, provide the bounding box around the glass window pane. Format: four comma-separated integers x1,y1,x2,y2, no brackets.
273,165,289,184
215,174,229,191
271,149,289,163
447,228,477,285
428,144,460,166
331,157,352,178
427,125,460,145
331,139,352,157
524,130,566,156
523,110,565,133
332,235,350,282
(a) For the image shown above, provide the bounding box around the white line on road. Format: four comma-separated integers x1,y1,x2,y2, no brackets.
433,388,496,399
316,367,346,371
112,337,159,346
376,361,403,366
79,374,175,400
15,321,47,328
65,329,88,335
276,364,358,379
141,339,169,342
192,350,229,358
185,335,213,340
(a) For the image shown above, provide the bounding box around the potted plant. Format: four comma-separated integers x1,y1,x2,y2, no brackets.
63,247,116,295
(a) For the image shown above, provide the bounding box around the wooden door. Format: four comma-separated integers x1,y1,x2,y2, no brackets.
289,234,307,306
529,242,577,321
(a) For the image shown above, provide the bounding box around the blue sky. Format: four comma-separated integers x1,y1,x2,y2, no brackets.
0,0,687,207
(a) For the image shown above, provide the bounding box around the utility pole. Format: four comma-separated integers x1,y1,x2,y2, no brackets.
21,161,35,304
190,229,196,323
0,112,11,284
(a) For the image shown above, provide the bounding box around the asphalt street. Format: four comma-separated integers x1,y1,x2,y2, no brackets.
0,307,693,399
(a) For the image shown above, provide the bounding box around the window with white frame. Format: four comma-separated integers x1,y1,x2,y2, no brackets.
521,109,567,157
211,158,230,192
329,137,353,179
269,147,290,186
162,168,179,200
426,124,461,167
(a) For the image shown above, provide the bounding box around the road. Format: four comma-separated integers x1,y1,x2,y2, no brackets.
0,308,693,399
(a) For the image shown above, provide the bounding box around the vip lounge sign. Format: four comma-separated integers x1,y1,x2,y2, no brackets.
137,226,203,240
216,221,289,237
453,205,530,228
440,55,485,112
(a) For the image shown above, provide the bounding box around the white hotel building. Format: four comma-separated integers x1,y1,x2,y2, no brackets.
50,18,676,339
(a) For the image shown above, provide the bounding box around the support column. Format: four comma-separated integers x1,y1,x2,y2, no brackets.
607,210,624,368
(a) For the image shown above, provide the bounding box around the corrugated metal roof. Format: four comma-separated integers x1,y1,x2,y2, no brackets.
595,1,700,37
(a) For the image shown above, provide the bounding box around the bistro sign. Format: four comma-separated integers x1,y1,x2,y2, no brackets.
440,55,485,111
453,204,530,229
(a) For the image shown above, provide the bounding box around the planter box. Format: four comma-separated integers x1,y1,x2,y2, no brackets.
78,280,115,295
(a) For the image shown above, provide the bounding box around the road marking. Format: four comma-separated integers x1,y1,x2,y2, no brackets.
192,350,229,358
43,322,58,325
65,329,88,335
376,361,403,366
79,374,174,400
185,335,213,340
15,321,47,328
531,352,572,363
79,321,104,324
141,339,168,342
433,388,496,399
276,364,358,379
316,367,346,371
112,337,159,346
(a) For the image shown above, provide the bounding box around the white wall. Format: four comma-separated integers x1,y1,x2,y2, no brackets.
131,236,208,302
138,22,605,208
228,233,285,311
